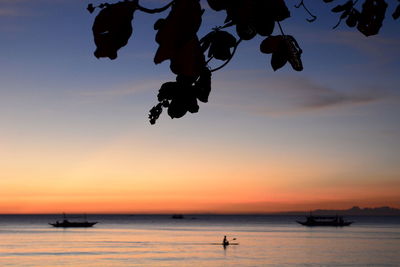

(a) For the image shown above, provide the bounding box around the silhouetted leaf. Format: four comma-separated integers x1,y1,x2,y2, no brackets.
148,103,163,125
285,35,303,71
331,0,355,29
260,35,283,54
157,82,177,102
153,75,201,121
154,0,203,65
187,98,200,113
332,1,353,13
207,0,229,11
169,37,205,77
224,0,255,39
153,19,165,30
218,0,288,39
166,75,199,119
268,0,291,21
92,1,137,59
346,9,360,27
271,41,289,71
266,35,303,71
236,23,257,40
168,98,188,119
254,16,275,36
340,9,351,19
357,0,387,36
200,32,214,52
87,4,95,13
203,31,236,60
195,68,212,103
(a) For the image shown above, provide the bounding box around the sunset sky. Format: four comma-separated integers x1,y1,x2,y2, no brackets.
0,0,399,214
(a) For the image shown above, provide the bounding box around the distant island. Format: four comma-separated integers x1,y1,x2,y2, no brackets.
278,206,400,216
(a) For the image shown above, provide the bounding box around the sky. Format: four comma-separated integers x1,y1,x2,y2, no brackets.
0,0,399,214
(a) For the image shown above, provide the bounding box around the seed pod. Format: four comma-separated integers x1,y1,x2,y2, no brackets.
284,35,303,72
357,0,387,36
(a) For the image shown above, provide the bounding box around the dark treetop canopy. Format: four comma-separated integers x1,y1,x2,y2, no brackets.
87,0,399,124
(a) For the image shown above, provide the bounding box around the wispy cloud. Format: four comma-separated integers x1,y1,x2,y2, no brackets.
0,0,68,17
78,80,164,98
0,7,23,17
298,29,400,65
301,93,376,109
287,76,382,110
213,72,389,116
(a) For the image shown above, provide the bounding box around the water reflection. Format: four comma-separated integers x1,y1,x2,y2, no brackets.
0,215,399,266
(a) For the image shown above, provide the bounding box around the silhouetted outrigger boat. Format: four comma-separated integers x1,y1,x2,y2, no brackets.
297,214,353,227
49,213,97,228
171,214,184,219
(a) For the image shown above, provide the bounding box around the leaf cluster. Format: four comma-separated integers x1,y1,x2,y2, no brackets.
87,0,398,124
327,0,399,36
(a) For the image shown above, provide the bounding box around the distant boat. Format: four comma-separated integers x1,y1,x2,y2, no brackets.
171,214,184,219
209,242,240,246
49,213,97,228
297,214,353,227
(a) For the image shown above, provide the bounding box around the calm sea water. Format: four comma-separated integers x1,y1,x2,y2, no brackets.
0,215,399,266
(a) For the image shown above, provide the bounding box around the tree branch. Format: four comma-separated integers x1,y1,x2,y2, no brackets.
137,0,174,14
206,56,214,65
295,0,317,22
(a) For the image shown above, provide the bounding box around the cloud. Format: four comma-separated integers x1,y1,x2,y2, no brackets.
298,29,400,65
212,72,388,116
301,93,375,109
78,80,164,98
287,76,382,110
0,0,69,17
0,7,23,17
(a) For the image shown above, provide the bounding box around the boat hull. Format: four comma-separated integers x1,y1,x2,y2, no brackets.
296,221,353,227
49,222,97,228
209,243,239,245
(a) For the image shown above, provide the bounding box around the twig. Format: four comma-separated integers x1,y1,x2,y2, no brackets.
277,21,285,36
137,0,174,14
295,0,317,22
332,0,358,29
206,56,214,65
220,21,235,29
212,21,235,31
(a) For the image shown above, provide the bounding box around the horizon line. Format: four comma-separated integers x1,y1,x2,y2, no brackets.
1,205,399,215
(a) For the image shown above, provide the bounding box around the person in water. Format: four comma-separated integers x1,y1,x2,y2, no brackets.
223,235,229,246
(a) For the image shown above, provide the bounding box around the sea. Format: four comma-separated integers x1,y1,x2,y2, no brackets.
0,215,399,266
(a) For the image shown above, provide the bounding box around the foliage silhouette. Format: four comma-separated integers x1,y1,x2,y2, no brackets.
87,0,399,124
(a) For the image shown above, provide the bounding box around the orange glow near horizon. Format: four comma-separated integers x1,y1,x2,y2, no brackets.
1,133,399,214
